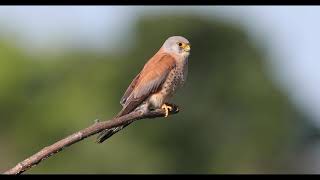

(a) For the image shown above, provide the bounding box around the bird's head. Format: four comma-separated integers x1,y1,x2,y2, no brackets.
162,36,191,57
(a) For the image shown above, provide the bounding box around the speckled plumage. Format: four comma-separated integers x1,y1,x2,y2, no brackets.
147,56,188,110
97,36,191,143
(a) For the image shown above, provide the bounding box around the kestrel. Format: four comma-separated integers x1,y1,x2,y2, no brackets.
97,36,191,143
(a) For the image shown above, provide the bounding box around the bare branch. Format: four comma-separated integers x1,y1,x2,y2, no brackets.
3,106,179,175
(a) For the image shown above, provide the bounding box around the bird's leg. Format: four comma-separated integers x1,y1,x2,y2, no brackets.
161,103,173,118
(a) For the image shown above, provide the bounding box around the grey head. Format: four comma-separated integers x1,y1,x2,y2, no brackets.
162,36,191,55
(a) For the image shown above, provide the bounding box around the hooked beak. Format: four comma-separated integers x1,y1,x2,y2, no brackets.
182,43,191,52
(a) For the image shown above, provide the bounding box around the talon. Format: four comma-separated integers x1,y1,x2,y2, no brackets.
161,104,173,117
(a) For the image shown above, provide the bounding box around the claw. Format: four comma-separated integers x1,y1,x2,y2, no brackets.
161,103,173,117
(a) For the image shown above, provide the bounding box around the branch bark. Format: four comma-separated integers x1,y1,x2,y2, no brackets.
3,106,179,175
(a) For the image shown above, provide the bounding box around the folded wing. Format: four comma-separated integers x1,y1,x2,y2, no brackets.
117,52,176,117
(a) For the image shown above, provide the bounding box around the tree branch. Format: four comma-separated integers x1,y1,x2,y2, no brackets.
3,105,179,175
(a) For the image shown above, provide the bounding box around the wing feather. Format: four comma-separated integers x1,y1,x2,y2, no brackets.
117,52,176,117
120,72,140,106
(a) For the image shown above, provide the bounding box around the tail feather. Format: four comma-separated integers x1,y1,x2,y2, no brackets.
96,122,132,143
96,106,134,144
96,94,148,143
96,129,116,143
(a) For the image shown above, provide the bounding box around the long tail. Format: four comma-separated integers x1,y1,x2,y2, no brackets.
96,122,132,143
96,108,133,144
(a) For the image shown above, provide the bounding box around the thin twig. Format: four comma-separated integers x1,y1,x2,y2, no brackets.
3,106,179,175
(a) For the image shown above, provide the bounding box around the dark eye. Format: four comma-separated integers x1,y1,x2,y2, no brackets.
178,42,183,47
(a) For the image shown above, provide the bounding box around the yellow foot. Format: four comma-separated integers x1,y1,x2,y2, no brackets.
161,103,173,118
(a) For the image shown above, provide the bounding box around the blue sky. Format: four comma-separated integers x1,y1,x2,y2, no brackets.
0,6,319,128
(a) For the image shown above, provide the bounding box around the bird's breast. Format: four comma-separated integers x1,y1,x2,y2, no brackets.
147,59,188,109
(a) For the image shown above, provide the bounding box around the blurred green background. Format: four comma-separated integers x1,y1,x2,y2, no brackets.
1,7,320,174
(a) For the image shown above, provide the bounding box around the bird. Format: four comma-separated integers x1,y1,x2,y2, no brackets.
96,36,191,143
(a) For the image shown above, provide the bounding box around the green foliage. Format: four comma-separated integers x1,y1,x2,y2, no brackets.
0,14,303,173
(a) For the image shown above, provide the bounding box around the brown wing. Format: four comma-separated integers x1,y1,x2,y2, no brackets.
120,72,140,106
116,52,176,117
